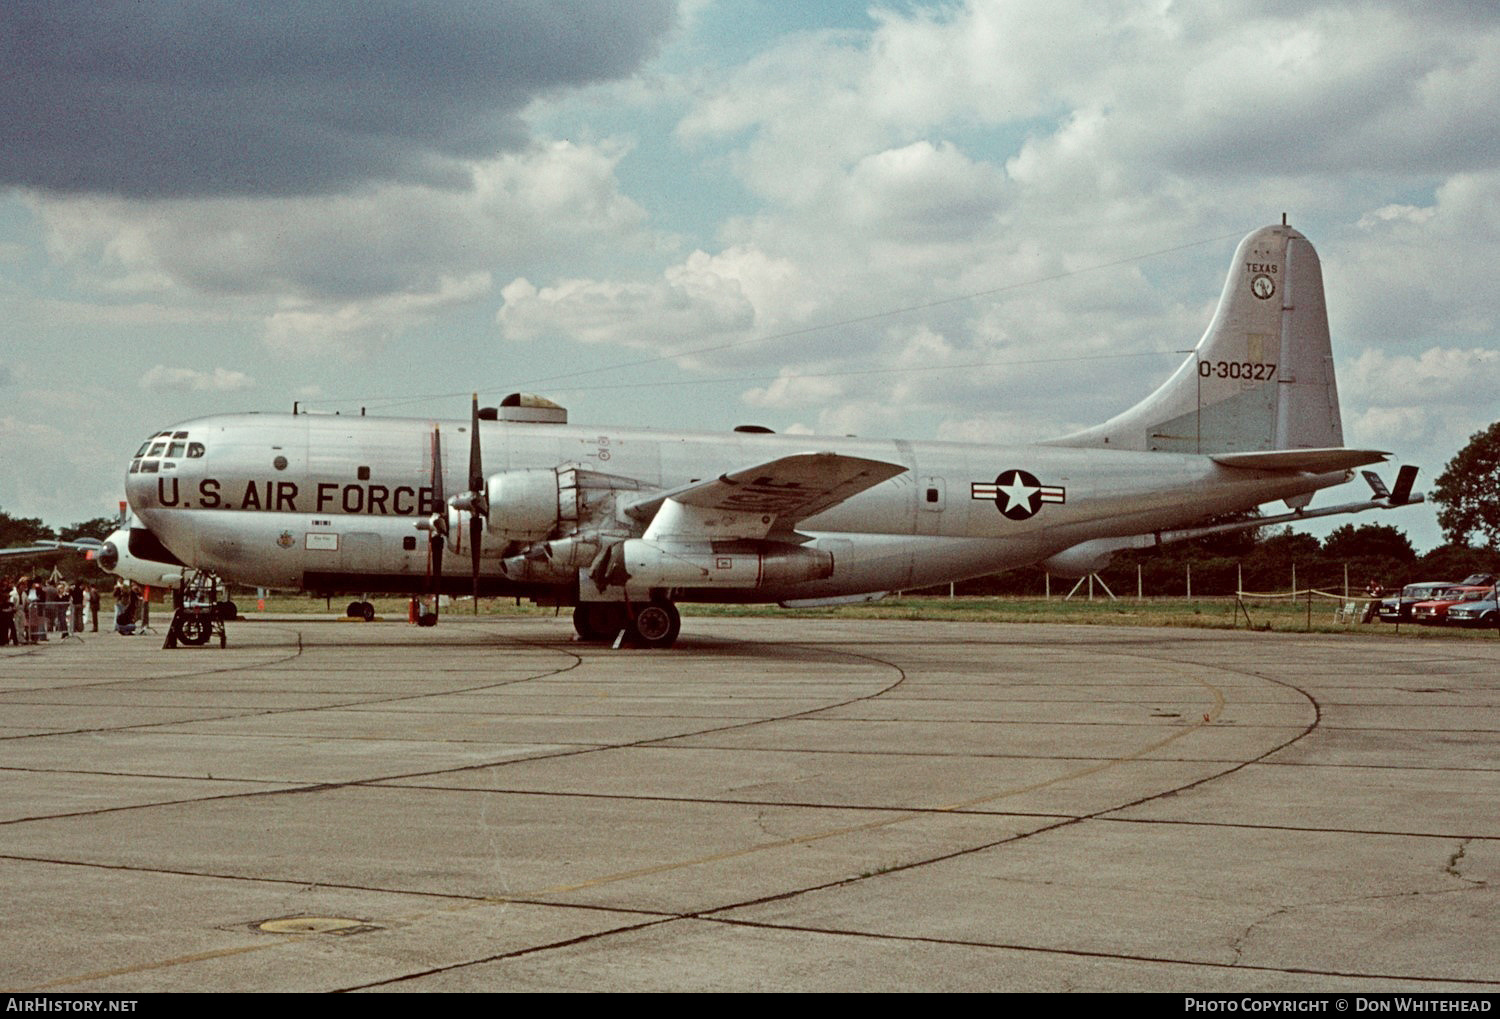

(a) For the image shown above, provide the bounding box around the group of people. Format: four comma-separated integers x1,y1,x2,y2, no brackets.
1,576,101,644
0,577,159,644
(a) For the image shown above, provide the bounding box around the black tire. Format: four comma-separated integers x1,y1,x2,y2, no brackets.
573,603,626,642
358,601,376,621
416,611,439,627
218,601,237,621
629,600,680,649
178,617,211,646
346,601,363,618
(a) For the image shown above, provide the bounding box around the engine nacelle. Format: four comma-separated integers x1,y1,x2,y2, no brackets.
501,534,603,584
485,469,560,541
617,540,833,589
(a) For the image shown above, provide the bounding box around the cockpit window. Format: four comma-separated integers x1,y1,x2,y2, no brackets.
167,442,186,458
187,443,205,458
173,431,189,439
136,441,152,457
148,442,167,456
140,460,159,473
129,459,141,474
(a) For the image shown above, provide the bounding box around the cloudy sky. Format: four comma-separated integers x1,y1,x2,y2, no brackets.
3,0,1497,554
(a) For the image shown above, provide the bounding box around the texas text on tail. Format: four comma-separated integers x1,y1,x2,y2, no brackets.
124,223,1421,647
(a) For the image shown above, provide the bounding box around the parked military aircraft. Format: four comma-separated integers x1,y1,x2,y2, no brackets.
0,537,104,562
123,222,1422,647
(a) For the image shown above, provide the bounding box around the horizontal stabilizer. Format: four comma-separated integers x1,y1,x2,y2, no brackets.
1210,448,1388,473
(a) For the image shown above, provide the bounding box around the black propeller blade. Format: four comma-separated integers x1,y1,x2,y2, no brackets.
467,394,488,614
427,425,446,621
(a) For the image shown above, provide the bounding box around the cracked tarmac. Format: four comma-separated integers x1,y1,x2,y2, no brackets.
1,615,1496,991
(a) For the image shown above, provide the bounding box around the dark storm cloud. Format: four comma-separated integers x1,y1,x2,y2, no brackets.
0,1,677,197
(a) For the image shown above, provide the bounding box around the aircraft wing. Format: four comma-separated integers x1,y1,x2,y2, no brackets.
1210,448,1389,472
625,452,908,541
0,539,103,560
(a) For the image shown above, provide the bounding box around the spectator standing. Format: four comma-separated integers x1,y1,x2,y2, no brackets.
0,578,16,646
28,580,44,641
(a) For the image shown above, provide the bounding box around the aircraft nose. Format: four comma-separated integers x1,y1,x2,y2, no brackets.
97,540,119,572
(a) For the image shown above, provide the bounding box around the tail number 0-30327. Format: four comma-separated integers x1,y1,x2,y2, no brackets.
1199,360,1276,381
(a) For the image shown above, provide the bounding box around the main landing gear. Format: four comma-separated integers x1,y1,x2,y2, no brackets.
572,599,681,649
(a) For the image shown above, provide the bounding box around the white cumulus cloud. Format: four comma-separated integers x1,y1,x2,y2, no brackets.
138,365,256,393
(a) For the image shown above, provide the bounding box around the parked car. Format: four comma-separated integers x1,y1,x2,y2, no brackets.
1447,590,1500,628
1377,581,1453,623
1412,586,1493,625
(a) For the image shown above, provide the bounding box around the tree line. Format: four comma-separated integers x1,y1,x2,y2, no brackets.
932,521,1493,599
0,511,117,582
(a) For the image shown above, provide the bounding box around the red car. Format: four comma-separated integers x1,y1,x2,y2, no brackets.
1411,586,1492,625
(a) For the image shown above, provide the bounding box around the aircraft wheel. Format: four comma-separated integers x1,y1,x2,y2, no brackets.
358,601,375,621
629,600,680,649
416,611,439,627
346,601,363,618
218,601,237,621
178,617,211,646
573,603,626,642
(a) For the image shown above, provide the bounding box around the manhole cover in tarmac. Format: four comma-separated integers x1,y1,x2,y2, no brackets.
257,916,379,935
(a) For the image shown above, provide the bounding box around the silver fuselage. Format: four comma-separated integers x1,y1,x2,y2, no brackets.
126,412,1341,601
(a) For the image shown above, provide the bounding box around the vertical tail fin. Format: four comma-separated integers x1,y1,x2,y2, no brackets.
1054,223,1344,454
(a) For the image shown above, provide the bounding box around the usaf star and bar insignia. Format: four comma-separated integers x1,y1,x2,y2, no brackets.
971,469,1066,521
